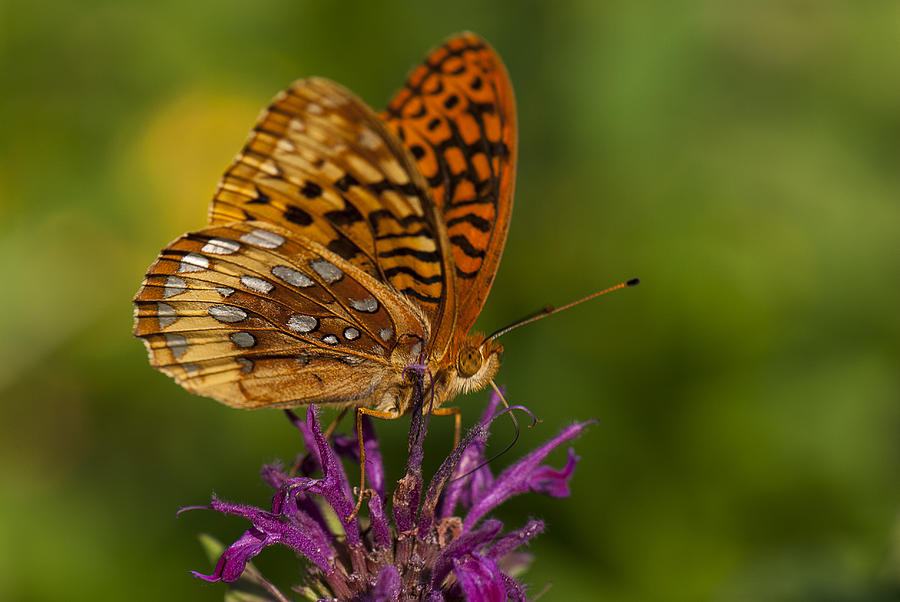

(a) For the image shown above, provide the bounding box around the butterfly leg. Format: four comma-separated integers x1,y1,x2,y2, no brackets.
430,406,461,448
348,406,402,521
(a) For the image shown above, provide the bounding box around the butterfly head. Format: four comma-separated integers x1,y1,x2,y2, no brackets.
450,334,503,395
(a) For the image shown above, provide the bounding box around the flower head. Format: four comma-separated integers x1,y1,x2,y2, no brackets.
182,375,592,601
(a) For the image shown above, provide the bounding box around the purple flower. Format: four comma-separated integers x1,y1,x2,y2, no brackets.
181,375,593,601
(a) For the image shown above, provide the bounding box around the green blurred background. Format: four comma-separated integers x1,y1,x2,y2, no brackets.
2,1,899,600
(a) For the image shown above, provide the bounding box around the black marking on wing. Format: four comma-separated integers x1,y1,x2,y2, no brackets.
378,247,441,261
368,210,428,232
446,213,491,232
398,287,442,303
374,228,432,240
327,237,361,260
449,234,486,259
300,181,323,199
366,179,425,198
334,173,360,192
284,205,313,226
246,187,271,205
383,266,444,285
324,200,365,227
383,37,489,118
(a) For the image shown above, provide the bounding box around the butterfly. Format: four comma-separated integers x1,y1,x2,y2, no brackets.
133,33,516,421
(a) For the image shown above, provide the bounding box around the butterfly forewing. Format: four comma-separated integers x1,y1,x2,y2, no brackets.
134,221,430,409
382,33,517,339
207,77,457,356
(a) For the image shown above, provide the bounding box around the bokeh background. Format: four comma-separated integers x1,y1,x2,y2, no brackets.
2,1,899,600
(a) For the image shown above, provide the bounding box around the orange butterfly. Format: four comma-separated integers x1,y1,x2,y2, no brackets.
134,33,516,423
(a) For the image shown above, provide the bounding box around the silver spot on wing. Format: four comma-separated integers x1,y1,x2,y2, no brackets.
165,333,188,359
163,276,187,298
208,305,248,323
348,297,378,313
309,259,343,284
240,275,274,295
287,314,318,333
202,238,241,254
230,332,256,348
178,252,209,273
157,302,177,329
271,265,315,287
240,228,285,249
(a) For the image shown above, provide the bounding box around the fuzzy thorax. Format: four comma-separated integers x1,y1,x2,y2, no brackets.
377,333,503,415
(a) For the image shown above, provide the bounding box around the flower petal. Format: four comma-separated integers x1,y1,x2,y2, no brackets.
453,554,507,602
432,519,503,589
530,448,579,498
418,421,489,536
499,571,528,602
439,390,503,517
372,564,400,601
367,490,391,549
203,497,334,577
486,519,544,561
463,421,593,530
261,461,334,546
278,407,361,542
284,409,321,472
190,528,265,582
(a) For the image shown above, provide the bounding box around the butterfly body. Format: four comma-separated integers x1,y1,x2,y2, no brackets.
134,33,515,416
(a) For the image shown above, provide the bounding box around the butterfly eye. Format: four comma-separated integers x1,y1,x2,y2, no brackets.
456,346,483,378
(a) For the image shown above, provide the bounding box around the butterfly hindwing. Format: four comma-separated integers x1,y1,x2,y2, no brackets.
134,221,430,409
382,33,517,338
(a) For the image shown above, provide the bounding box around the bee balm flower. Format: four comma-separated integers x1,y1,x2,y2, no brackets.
182,380,591,601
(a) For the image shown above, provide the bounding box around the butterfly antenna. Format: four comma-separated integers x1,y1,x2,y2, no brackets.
486,277,640,342
452,380,537,482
